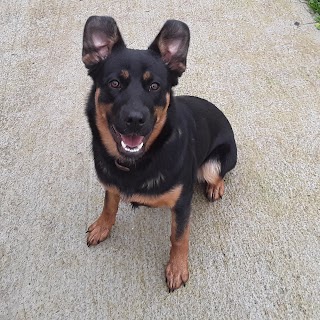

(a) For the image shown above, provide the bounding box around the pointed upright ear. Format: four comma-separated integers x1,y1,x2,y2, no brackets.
148,20,190,77
82,16,125,68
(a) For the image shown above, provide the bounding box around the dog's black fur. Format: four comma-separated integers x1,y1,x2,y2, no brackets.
83,16,237,291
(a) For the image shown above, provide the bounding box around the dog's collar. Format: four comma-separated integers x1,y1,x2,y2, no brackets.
114,159,131,172
114,155,150,172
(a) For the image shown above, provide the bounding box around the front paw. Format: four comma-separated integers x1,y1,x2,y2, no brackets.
86,216,113,247
165,258,189,292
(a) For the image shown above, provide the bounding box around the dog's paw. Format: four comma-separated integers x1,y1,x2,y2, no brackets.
86,216,113,247
165,258,189,292
206,179,225,202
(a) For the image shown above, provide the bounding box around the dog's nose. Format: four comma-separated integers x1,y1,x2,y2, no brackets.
125,110,146,129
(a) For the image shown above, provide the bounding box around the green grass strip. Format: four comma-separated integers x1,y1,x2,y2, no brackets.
307,0,320,28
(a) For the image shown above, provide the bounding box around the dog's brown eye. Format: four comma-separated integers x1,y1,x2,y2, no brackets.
149,82,160,91
109,80,121,89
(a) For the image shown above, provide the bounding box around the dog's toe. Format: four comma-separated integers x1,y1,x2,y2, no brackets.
86,217,112,246
206,179,225,202
165,259,189,292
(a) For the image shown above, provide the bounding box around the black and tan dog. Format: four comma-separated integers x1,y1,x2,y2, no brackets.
82,16,237,292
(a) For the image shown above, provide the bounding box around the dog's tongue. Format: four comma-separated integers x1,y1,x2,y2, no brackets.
121,134,144,148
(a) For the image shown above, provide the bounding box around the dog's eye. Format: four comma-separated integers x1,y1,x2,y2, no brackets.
109,80,121,89
149,82,160,91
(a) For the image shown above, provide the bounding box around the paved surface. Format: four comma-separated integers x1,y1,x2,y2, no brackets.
1,0,320,319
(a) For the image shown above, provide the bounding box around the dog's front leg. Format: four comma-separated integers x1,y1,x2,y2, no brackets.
166,195,192,292
86,190,120,246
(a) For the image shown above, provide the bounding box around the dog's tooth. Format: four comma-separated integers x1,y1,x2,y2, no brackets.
121,141,143,153
121,141,127,149
135,142,143,151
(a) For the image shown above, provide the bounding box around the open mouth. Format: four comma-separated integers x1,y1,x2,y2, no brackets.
120,134,144,153
111,126,148,156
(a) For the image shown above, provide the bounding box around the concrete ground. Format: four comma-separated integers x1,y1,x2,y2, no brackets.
1,0,319,319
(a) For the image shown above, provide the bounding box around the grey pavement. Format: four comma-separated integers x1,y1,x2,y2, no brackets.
1,0,320,319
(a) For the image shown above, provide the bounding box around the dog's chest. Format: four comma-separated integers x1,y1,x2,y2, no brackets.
125,184,182,208
140,172,165,190
102,181,182,209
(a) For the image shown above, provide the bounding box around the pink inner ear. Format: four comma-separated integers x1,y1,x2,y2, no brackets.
92,32,109,58
167,40,181,56
160,39,182,63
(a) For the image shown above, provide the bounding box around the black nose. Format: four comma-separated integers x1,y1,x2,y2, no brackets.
125,110,146,129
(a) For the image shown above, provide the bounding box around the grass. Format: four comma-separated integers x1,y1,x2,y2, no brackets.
307,0,320,28
308,0,320,14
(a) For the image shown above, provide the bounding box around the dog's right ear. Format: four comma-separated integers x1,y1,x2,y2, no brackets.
82,16,125,68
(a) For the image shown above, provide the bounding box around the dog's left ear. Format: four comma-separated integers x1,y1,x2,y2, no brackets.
148,20,190,77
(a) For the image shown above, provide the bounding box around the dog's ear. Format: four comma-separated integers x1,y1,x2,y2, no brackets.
148,20,190,77
82,16,125,68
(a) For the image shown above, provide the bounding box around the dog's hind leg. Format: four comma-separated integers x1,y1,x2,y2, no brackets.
197,159,224,201
197,141,237,202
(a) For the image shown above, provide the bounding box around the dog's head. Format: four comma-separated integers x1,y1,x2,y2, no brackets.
82,16,190,160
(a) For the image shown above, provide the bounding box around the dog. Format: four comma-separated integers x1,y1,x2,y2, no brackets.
82,16,237,292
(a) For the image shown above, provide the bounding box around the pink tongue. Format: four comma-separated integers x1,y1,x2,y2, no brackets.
121,135,144,148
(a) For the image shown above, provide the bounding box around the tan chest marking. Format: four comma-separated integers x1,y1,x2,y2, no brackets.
104,184,182,209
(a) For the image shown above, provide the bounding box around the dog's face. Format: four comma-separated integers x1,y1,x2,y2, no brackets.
91,49,171,159
82,16,189,160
